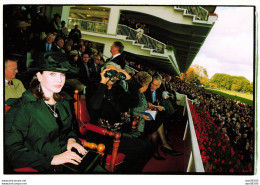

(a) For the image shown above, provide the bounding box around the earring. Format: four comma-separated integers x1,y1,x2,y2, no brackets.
38,84,41,92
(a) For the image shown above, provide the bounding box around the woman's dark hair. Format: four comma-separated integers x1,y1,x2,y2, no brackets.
134,71,152,89
30,72,65,101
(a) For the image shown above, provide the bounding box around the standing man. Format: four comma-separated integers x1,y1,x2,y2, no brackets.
5,57,26,103
68,25,82,45
107,41,125,69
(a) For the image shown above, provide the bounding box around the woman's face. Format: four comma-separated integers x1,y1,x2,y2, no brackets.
140,83,149,93
37,71,66,96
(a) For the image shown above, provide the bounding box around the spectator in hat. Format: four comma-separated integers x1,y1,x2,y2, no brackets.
13,21,31,54
49,13,61,34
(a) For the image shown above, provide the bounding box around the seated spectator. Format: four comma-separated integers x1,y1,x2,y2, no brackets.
52,36,65,53
84,62,152,173
132,71,181,160
38,33,55,53
5,52,103,173
88,54,102,84
5,57,26,104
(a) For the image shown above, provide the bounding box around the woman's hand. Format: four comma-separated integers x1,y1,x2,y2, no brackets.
147,102,154,109
100,69,110,84
155,105,165,112
67,138,87,156
51,151,83,165
142,114,151,121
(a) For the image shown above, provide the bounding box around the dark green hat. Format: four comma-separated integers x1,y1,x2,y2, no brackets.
28,52,78,74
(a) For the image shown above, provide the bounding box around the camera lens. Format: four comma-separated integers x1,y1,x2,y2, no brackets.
115,72,126,80
105,70,117,78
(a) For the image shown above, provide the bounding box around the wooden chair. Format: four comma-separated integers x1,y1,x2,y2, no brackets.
4,105,105,173
74,90,126,172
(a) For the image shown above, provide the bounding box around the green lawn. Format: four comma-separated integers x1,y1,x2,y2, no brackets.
205,88,253,106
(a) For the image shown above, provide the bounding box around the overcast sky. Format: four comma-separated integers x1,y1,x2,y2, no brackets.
192,6,254,82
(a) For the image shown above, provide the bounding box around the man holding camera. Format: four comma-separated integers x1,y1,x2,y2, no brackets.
84,61,152,173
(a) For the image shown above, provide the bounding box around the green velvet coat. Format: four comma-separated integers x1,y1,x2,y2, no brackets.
5,90,77,172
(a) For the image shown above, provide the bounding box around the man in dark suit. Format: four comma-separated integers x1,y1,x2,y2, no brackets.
144,74,164,109
52,36,65,53
144,74,181,156
77,53,91,85
106,41,125,69
38,33,55,52
88,54,102,85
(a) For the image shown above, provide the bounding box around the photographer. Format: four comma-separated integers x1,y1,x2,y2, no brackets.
84,61,152,173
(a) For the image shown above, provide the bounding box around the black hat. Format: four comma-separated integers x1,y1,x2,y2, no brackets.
28,52,78,74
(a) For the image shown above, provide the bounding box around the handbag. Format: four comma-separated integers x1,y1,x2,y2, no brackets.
62,149,102,173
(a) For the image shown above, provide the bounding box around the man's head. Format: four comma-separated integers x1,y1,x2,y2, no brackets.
82,53,89,63
150,74,162,91
165,74,172,82
55,37,64,48
46,33,55,44
75,25,79,30
78,45,85,53
110,41,124,55
93,55,101,65
5,58,18,81
61,21,66,27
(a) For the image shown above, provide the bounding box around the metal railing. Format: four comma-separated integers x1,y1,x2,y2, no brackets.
183,96,205,172
176,6,209,21
68,18,108,34
117,24,166,54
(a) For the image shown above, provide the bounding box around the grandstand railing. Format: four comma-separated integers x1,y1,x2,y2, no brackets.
67,18,108,34
175,6,209,21
182,96,205,172
116,24,166,54
67,18,166,54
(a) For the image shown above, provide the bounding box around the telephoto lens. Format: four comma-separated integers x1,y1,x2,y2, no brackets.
104,70,117,78
115,72,126,80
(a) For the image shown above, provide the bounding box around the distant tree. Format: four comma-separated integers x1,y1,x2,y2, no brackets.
185,67,195,83
180,73,186,81
210,73,252,93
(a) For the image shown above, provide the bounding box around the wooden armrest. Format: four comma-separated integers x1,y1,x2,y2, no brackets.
85,123,115,137
78,138,105,155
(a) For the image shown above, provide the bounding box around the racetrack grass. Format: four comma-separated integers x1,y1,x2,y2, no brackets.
205,88,253,106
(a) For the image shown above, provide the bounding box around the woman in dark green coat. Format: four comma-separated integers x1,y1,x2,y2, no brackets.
5,52,86,173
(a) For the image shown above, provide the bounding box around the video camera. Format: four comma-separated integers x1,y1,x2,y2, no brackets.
104,69,126,82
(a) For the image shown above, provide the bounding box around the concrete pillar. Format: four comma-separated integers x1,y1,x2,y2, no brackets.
60,6,71,24
107,7,120,35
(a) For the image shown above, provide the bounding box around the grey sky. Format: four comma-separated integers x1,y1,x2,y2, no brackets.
193,6,254,82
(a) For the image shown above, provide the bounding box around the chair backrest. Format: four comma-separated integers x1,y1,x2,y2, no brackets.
78,99,90,123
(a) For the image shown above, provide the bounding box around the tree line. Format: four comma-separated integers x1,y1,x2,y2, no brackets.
179,64,253,94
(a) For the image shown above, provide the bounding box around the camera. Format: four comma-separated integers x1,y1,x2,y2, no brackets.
104,69,126,82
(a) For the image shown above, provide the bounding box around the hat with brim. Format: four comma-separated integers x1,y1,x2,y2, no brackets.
17,21,31,27
28,52,79,75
